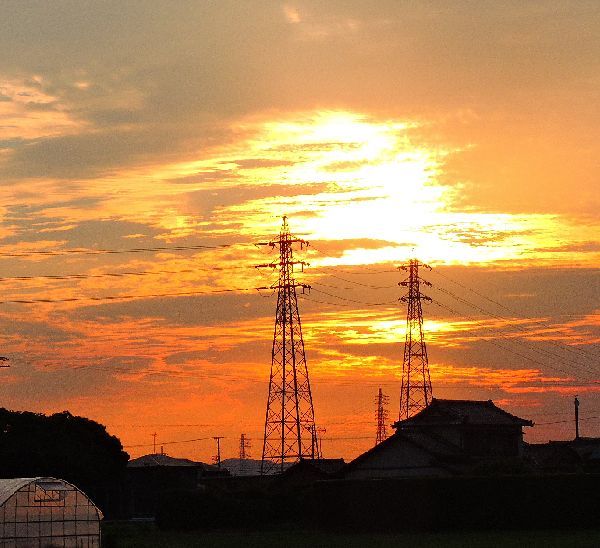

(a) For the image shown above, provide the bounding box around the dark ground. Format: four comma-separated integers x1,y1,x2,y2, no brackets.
102,522,600,548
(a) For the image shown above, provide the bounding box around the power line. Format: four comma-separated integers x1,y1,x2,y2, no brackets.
124,434,380,449
0,268,195,283
0,243,238,258
431,285,598,376
0,263,258,284
300,296,359,307
314,266,398,275
536,415,600,426
430,299,595,381
303,284,597,380
0,286,264,305
310,287,397,307
316,274,396,289
430,268,600,362
433,284,599,368
108,424,216,428
124,436,216,448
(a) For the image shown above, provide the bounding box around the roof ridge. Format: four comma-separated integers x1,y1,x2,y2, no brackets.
394,399,533,427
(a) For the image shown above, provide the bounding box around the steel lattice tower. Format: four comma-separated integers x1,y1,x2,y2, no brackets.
212,436,223,468
375,387,389,445
239,433,251,475
398,259,433,421
258,216,317,474
239,433,251,460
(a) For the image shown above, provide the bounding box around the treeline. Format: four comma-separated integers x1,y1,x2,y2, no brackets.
0,408,129,517
157,474,600,532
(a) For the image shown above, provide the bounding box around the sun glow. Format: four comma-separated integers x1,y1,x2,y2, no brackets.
191,110,566,266
58,109,597,269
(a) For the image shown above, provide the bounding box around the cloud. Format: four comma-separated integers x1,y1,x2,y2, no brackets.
0,1,598,458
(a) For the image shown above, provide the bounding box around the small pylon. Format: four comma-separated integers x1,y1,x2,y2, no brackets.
398,259,433,420
308,425,326,460
316,426,326,459
257,216,317,474
239,434,252,475
212,436,223,468
375,388,389,445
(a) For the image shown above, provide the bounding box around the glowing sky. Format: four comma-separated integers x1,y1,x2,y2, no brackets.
0,1,598,462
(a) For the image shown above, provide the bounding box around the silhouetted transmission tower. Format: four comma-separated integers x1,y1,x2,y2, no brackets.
239,433,251,460
257,216,317,474
375,387,389,445
398,259,433,420
239,433,251,475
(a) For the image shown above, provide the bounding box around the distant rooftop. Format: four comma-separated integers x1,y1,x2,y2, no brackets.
128,453,216,469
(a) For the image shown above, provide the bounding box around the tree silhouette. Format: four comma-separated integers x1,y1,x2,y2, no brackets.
0,408,128,516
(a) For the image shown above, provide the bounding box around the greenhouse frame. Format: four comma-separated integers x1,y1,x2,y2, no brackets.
0,477,102,547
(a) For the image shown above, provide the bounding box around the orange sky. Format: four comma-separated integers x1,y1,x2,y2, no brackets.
0,1,598,462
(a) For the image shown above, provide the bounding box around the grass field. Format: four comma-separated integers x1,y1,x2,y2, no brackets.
102,522,600,548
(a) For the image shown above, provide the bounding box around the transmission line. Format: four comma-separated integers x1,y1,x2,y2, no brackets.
124,436,215,448
535,415,600,426
431,299,595,381
430,268,599,362
316,274,396,289
431,285,598,375
310,287,397,307
0,262,258,283
0,286,264,305
124,433,380,449
0,268,194,283
0,243,240,258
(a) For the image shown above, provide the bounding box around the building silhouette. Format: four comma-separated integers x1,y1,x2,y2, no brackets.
345,399,533,479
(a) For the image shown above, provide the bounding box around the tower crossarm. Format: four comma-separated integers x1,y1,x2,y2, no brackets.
399,279,432,287
256,260,309,271
400,293,432,303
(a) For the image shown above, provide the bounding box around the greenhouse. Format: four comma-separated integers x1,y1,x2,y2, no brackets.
0,477,102,547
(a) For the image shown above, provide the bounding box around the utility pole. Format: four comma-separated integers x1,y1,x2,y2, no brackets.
575,395,580,440
239,434,251,475
309,425,322,459
398,259,433,421
316,426,326,459
375,388,389,445
257,216,317,474
152,432,157,455
212,436,223,468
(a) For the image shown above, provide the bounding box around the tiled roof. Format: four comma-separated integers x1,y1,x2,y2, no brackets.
400,428,461,456
394,399,533,428
343,430,458,476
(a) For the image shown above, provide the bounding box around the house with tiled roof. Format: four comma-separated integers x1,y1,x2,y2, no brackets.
345,399,533,479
